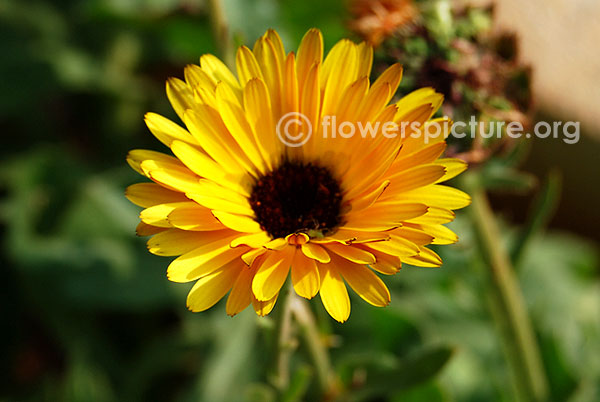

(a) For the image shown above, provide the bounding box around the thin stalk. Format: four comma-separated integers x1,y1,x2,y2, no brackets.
464,173,549,402
270,280,295,393
207,0,235,69
291,297,337,397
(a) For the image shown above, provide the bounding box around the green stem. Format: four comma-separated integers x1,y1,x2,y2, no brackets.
464,173,549,402
207,0,235,69
270,281,295,393
291,297,336,397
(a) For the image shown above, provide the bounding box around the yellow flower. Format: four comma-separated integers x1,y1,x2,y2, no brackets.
126,28,470,322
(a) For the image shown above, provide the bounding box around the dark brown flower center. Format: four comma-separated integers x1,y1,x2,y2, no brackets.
249,161,343,239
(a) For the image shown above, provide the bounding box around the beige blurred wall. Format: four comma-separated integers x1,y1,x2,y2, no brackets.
465,0,600,139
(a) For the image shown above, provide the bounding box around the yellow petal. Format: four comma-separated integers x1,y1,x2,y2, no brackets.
385,164,447,196
263,29,285,61
356,41,373,77
400,117,452,154
296,28,323,85
212,210,261,233
236,45,263,85
334,255,390,307
145,112,198,147
342,202,428,231
147,229,230,257
216,84,266,173
406,223,457,245
141,201,220,230
324,243,376,264
291,249,320,299
317,262,350,323
125,183,188,208
200,54,240,92
184,63,216,92
226,265,254,316
365,235,420,257
264,237,288,250
252,292,278,316
241,247,267,266
186,259,244,312
312,230,390,245
166,78,196,120
335,76,370,122
136,221,167,237
390,141,447,174
127,149,183,177
361,248,402,275
253,35,284,117
355,81,390,123
396,87,443,119
140,159,202,194
231,231,272,248
406,207,455,225
433,158,468,183
167,233,246,282
301,242,331,263
170,140,249,195
167,202,225,231
387,185,471,210
186,181,255,216
243,78,282,169
403,247,443,267
140,203,180,228
341,105,404,200
298,62,321,158
192,195,254,217
320,39,358,116
282,52,302,153
252,247,294,301
183,106,253,176
390,227,434,246
348,180,390,213
369,63,403,105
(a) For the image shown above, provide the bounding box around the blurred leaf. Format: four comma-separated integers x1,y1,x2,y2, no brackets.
189,310,258,402
501,139,532,167
392,381,448,402
393,346,455,391
340,346,454,401
538,334,578,402
423,0,454,46
511,170,562,266
478,161,537,193
281,365,312,402
518,232,600,402
159,16,215,62
60,353,115,402
244,383,276,402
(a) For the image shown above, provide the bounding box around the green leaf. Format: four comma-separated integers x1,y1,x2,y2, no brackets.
281,365,313,402
340,346,455,401
244,383,276,402
538,334,578,402
511,170,562,266
392,381,448,402
478,162,537,193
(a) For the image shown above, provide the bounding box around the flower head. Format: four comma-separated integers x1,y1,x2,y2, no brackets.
126,28,470,322
350,0,420,46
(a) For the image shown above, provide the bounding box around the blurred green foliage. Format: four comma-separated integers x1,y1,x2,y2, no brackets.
1,0,598,401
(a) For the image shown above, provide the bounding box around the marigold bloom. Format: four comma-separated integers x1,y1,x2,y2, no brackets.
126,28,470,322
350,0,419,46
